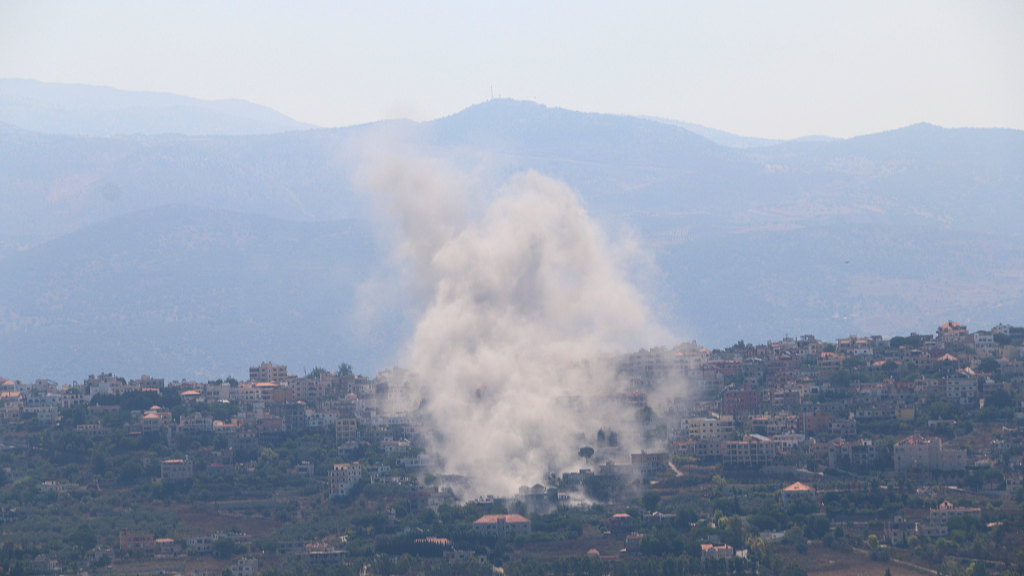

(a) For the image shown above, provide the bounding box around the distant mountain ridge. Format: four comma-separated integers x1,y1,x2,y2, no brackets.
0,78,315,136
1,88,1022,381
638,116,787,148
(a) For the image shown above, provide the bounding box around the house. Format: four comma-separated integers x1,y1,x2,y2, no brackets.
141,405,172,432
781,482,816,506
234,557,259,576
624,534,643,556
27,555,59,574
929,501,981,525
472,514,531,537
119,530,155,554
700,543,734,561
185,536,214,554
607,513,634,534
294,461,315,477
161,458,193,481
631,452,669,476
884,515,917,545
179,412,214,432
155,538,181,556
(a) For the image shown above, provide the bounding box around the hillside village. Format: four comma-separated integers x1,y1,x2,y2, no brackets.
0,321,1022,576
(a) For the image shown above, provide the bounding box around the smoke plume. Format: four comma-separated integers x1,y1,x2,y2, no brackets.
365,154,671,497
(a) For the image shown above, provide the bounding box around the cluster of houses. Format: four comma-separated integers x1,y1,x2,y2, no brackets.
884,500,982,543
612,322,1024,478
2,321,1022,501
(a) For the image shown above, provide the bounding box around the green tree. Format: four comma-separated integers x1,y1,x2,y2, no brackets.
213,538,236,559
607,431,618,447
642,492,661,512
578,446,594,463
978,357,1000,374
68,529,97,551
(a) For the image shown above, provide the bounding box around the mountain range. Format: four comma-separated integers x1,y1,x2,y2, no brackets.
2,81,1022,381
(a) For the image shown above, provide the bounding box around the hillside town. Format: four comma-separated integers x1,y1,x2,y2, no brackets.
0,321,1022,576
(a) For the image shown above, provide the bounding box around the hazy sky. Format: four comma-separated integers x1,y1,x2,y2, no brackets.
2,0,1022,139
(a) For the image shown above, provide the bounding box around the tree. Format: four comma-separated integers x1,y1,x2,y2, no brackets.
978,357,1000,374
213,538,236,559
805,515,831,539
642,492,661,512
607,431,619,447
338,363,353,377
830,369,852,388
578,446,594,463
68,529,97,551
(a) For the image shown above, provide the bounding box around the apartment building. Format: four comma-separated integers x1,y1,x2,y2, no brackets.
894,436,968,473
328,462,362,498
683,416,734,440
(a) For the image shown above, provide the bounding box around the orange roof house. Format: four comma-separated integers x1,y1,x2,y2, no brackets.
781,482,816,506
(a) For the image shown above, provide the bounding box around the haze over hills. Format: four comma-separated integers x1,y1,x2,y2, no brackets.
0,78,315,137
1,83,1022,381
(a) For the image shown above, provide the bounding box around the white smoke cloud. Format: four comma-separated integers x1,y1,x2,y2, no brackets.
364,153,673,497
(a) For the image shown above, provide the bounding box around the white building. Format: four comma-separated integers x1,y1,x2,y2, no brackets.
328,462,362,498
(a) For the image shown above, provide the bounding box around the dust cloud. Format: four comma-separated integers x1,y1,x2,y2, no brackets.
364,153,674,497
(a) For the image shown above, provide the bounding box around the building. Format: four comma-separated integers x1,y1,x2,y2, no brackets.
472,514,531,537
797,412,833,434
946,377,978,405
884,515,917,545
155,538,181,556
937,321,969,343
249,362,287,383
723,435,775,466
722,388,760,415
185,536,214,554
607,513,634,534
683,416,734,440
781,482,816,506
234,557,259,576
119,530,155,554
830,418,857,437
700,543,734,561
624,534,643,556
161,459,193,481
328,462,362,498
631,452,669,476
179,412,214,432
827,438,877,468
894,436,968,473
336,417,358,443
929,501,981,525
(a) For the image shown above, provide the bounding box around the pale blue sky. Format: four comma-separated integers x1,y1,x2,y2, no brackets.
1,0,1021,139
